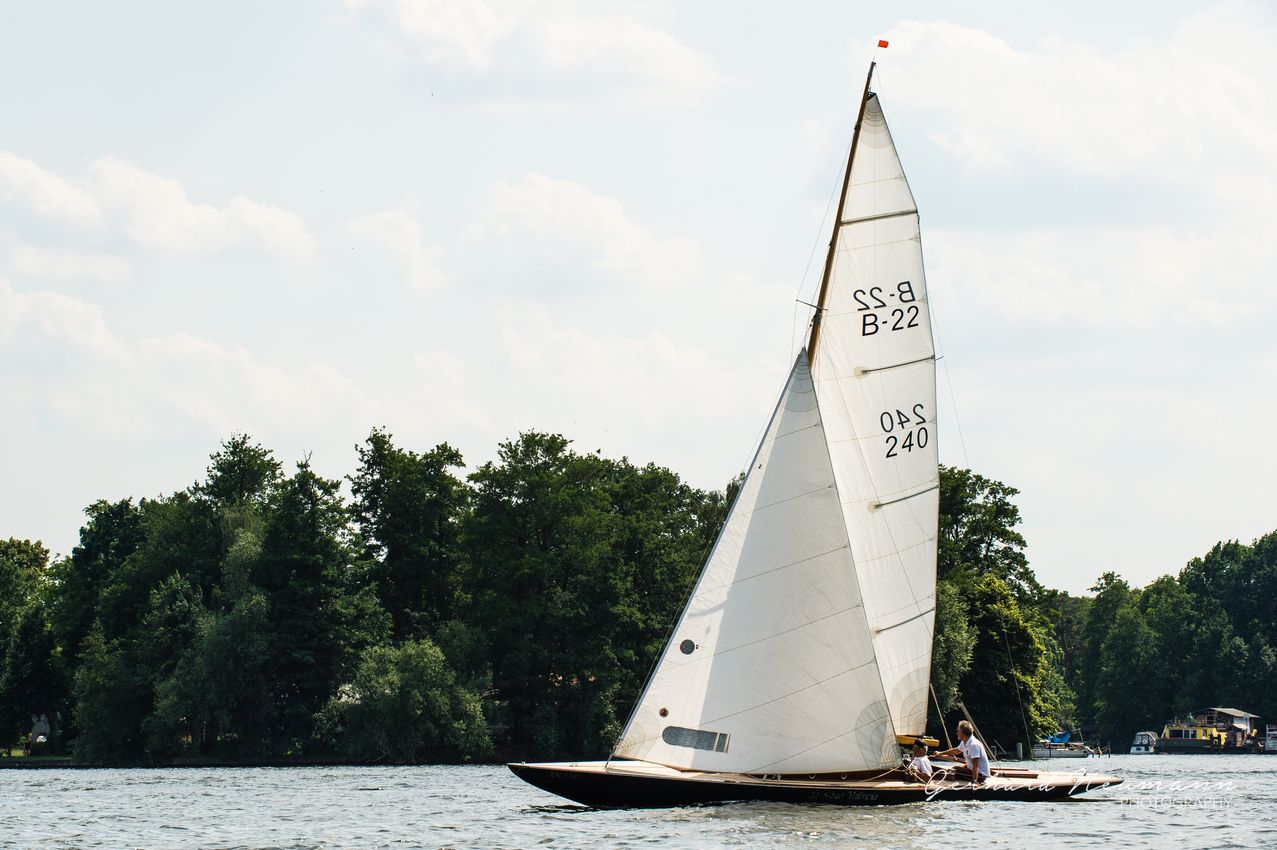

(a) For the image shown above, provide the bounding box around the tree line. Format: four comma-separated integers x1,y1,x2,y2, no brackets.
930,469,1277,751
1,432,1273,763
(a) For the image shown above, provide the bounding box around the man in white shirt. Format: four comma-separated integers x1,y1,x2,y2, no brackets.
934,720,990,783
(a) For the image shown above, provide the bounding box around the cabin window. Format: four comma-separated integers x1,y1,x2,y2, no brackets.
662,725,730,753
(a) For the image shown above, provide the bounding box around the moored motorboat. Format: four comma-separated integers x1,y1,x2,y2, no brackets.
1129,731,1158,755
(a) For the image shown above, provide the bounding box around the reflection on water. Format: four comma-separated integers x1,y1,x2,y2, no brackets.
1,756,1274,850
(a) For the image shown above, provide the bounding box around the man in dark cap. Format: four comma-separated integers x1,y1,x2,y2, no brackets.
907,738,933,781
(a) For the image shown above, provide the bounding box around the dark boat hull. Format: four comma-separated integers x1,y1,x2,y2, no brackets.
508,760,1123,808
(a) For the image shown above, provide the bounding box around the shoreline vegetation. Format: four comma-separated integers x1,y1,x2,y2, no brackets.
3,432,1274,767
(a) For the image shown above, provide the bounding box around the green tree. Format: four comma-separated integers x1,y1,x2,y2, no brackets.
96,494,219,642
0,538,47,637
0,602,67,747
1093,604,1159,743
1038,588,1091,704
197,433,281,507
1074,571,1135,726
930,578,975,719
253,459,379,752
47,500,145,663
145,589,273,758
71,624,148,763
1137,575,1198,722
461,432,722,758
320,639,489,762
955,575,1061,750
938,467,1040,600
0,539,54,745
349,430,467,639
463,433,625,757
931,467,1071,742
1186,606,1251,709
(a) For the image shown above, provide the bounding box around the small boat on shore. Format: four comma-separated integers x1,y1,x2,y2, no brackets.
1031,743,1094,759
1129,731,1158,755
1031,731,1094,759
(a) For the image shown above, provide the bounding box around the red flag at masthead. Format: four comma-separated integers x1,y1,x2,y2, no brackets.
877,39,889,48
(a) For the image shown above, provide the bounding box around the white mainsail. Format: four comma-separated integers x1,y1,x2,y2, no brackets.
810,92,938,740
613,87,936,774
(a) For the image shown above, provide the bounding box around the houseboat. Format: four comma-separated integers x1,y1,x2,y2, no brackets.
1157,707,1263,754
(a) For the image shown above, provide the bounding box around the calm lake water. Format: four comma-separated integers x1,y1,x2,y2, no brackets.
2,755,1274,849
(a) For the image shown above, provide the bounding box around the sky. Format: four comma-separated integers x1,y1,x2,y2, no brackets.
2,1,1274,595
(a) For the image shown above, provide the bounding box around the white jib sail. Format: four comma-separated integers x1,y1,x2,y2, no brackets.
810,92,940,739
613,354,898,774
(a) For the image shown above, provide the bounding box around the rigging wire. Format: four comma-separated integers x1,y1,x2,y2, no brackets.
1000,613,1035,755
790,121,856,361
930,682,954,749
928,307,971,471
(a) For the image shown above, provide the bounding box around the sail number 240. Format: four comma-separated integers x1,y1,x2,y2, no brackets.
880,404,928,458
853,281,918,336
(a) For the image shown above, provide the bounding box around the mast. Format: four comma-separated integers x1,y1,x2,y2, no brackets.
806,61,876,367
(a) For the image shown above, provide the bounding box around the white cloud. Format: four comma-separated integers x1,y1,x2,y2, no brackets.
135,333,370,436
868,8,1277,330
7,242,131,283
0,277,126,361
927,226,1250,329
344,0,723,105
347,209,450,290
89,158,317,262
380,0,513,68
528,13,720,98
0,152,101,225
477,173,700,288
0,277,360,438
941,345,1277,591
879,9,1277,186
490,299,778,476
0,151,316,264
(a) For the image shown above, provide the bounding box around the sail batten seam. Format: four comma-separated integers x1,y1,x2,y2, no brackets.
685,544,852,598
871,604,936,635
869,484,940,510
839,208,916,226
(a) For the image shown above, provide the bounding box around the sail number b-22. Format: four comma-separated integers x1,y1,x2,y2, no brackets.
879,404,928,458
853,281,918,336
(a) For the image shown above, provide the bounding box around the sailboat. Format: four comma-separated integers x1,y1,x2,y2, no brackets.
509,61,1122,807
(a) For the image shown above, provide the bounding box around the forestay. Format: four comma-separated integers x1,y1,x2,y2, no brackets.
809,92,939,739
612,355,898,774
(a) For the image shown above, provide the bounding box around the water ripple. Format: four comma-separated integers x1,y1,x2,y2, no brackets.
1,756,1273,849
